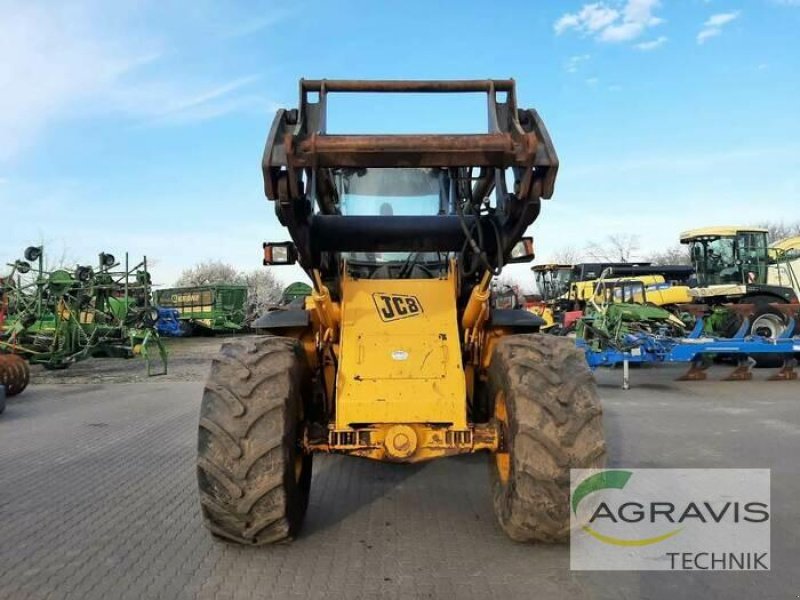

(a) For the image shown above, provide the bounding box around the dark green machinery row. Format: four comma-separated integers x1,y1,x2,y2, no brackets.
1,245,315,374
0,246,166,374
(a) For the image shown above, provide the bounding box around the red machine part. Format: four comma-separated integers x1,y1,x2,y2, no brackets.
0,354,30,396
563,310,583,331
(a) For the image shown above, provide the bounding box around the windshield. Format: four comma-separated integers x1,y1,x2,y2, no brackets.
690,237,736,285
535,267,574,300
335,168,443,217
334,168,446,266
689,233,769,286
555,268,573,285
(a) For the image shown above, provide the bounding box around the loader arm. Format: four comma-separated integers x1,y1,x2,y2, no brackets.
261,79,558,283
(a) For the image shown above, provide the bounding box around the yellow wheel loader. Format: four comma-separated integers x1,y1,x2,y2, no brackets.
196,79,606,545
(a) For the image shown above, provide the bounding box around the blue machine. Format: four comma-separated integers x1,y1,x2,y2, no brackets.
578,315,799,387
154,307,186,337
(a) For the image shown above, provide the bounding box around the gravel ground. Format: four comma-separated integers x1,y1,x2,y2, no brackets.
26,336,229,385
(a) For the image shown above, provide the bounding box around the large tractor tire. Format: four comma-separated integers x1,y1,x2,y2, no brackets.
751,307,793,338
744,298,792,368
197,336,312,545
488,334,606,542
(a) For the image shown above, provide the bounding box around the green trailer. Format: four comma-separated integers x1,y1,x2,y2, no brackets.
154,285,248,333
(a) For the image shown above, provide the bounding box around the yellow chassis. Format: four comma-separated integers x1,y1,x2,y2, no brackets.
289,263,509,463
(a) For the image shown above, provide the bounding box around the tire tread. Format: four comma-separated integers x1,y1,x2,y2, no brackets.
489,333,607,542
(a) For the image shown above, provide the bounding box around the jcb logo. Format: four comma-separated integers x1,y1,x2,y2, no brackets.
372,293,423,322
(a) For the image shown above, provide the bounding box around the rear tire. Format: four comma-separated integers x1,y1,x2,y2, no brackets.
197,336,312,545
746,299,790,368
750,305,789,338
488,334,606,542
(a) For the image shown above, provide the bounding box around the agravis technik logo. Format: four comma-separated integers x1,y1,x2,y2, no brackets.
570,469,771,571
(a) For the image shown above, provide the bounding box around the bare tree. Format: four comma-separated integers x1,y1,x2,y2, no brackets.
584,234,641,263
645,244,691,265
241,269,283,316
44,244,77,272
756,221,800,243
175,260,241,286
175,261,284,319
548,245,583,264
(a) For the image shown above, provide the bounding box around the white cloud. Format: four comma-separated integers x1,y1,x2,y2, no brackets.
0,2,276,162
555,4,619,35
565,54,591,73
697,11,740,44
586,77,600,85
0,4,151,160
705,12,740,27
555,0,663,43
697,28,721,44
105,75,265,125
635,35,668,50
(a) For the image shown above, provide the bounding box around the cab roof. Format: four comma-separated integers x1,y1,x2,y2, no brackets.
531,263,572,272
771,236,800,252
679,226,769,242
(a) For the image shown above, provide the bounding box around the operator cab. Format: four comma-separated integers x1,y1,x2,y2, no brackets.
680,226,770,287
335,167,449,280
531,264,573,302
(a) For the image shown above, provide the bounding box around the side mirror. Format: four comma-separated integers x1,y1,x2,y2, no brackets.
263,242,298,266
507,237,535,264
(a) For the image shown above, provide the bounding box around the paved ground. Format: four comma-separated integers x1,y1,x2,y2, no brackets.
0,365,797,599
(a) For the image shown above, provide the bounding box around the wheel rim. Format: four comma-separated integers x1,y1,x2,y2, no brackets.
494,390,511,485
752,313,786,338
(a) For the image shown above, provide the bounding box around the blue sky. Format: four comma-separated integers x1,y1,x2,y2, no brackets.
1,0,799,288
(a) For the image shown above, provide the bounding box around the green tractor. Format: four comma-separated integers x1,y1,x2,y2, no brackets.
577,275,687,352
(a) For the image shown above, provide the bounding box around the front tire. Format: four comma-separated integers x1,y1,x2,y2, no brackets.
197,336,312,545
488,334,606,542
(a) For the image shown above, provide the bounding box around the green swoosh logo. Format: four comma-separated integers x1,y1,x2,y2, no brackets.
572,469,682,546
572,470,632,515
